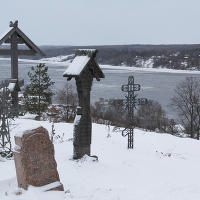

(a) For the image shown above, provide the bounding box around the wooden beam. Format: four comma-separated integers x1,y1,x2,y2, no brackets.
4,37,25,44
10,32,18,106
18,50,36,55
0,27,15,45
0,49,11,55
11,32,18,79
16,27,46,56
0,49,36,55
0,25,45,56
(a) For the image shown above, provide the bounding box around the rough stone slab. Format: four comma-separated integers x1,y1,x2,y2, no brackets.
14,126,64,191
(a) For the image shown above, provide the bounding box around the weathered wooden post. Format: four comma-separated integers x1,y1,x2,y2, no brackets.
63,49,104,159
0,20,45,107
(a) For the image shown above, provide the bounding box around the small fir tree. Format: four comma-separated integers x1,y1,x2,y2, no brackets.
24,63,54,118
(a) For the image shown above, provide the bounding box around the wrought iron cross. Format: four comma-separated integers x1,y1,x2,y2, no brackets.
0,82,19,157
121,76,147,149
0,87,12,156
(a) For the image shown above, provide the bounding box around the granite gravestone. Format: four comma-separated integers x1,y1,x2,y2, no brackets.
14,126,64,191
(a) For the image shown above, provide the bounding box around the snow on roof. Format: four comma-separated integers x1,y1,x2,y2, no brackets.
77,49,96,52
75,49,97,57
8,82,16,92
74,115,81,126
63,55,90,76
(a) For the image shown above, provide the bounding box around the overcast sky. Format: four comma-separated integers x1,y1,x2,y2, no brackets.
0,0,200,46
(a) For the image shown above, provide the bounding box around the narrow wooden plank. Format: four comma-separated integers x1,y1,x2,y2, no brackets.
18,50,36,55
4,37,25,44
11,32,18,79
0,49,36,55
0,27,15,45
0,49,10,55
10,32,18,106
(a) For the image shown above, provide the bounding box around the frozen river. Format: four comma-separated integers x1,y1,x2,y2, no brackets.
0,59,200,119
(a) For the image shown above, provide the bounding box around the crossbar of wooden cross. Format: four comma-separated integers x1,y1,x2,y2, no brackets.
0,20,45,107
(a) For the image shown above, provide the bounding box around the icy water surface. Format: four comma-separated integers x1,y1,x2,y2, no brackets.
0,59,200,119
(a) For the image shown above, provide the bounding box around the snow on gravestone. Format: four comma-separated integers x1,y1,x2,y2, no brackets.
14,126,64,191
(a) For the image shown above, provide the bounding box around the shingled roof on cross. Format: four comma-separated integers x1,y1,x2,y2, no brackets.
63,49,104,81
0,20,45,56
0,20,45,106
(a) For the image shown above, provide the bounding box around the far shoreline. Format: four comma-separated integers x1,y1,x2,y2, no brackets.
1,57,200,75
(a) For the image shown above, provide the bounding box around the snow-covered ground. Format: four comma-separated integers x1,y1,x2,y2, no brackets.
40,55,74,63
1,115,200,200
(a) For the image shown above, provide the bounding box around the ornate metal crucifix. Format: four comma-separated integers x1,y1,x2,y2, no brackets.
0,86,13,157
121,76,147,149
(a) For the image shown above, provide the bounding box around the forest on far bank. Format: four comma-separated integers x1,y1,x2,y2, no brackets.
1,44,200,70
39,44,200,70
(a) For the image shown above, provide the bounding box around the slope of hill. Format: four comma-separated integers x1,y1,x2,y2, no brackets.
1,115,200,200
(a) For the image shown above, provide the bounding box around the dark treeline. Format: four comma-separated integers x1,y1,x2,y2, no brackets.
36,44,200,70
52,84,176,134
2,44,200,70
91,98,178,134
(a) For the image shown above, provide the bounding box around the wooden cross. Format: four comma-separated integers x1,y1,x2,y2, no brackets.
0,21,45,106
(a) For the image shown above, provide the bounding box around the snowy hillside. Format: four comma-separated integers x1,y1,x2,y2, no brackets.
1,115,200,200
40,54,74,63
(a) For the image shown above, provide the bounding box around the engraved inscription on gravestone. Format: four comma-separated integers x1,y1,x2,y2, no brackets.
14,127,64,191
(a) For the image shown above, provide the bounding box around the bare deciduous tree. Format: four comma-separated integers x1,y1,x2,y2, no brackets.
170,77,200,139
55,82,78,121
136,100,168,132
55,82,78,107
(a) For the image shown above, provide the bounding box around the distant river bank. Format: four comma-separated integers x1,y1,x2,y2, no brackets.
0,59,200,119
